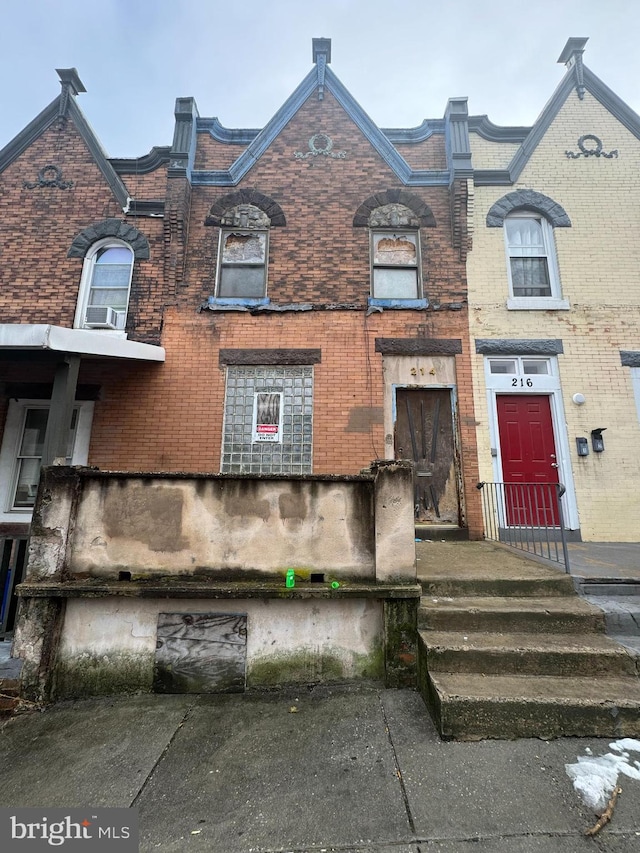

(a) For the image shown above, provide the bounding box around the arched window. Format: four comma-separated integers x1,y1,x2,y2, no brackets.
504,212,558,299
486,190,570,310
75,240,134,330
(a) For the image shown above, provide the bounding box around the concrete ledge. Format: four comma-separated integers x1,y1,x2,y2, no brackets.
16,580,422,601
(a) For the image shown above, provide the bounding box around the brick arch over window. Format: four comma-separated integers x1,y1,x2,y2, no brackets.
68,219,150,259
205,189,286,227
353,190,436,227
486,190,571,228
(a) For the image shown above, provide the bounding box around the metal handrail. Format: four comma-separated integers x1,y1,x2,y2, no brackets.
476,481,570,573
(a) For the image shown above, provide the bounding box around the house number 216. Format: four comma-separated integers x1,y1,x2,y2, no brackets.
512,378,533,387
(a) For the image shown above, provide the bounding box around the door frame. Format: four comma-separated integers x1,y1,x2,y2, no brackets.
391,382,465,526
483,356,579,530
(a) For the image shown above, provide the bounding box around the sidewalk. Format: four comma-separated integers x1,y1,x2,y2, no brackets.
1,687,639,852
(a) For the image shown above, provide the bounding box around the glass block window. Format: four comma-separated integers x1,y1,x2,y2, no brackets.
221,366,313,474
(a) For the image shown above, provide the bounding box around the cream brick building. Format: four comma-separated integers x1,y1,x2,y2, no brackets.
466,38,640,542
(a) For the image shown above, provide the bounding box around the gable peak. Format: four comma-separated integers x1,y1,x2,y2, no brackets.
56,68,87,117
557,37,589,101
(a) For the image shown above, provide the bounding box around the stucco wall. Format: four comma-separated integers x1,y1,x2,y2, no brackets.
15,463,419,700
69,474,376,579
53,597,384,698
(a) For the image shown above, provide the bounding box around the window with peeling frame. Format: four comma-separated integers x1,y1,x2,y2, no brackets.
371,231,420,299
216,230,268,298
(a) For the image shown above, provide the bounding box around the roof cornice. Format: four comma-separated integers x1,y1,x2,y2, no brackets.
197,118,261,144
381,119,445,143
468,115,531,143
110,147,171,174
191,66,451,187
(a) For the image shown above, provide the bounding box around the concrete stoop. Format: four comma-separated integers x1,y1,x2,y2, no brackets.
416,541,640,740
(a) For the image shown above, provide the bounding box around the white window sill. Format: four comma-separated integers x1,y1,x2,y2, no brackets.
506,297,570,311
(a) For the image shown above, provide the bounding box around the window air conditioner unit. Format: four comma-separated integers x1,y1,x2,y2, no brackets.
84,306,120,329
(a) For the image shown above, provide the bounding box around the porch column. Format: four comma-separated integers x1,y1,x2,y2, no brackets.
41,354,81,466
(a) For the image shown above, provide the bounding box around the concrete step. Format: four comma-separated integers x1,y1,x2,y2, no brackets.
584,595,640,637
422,671,640,740
420,574,575,599
416,525,469,542
578,580,640,597
419,630,638,677
419,595,606,634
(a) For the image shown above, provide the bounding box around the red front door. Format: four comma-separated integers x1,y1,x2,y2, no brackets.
496,395,560,526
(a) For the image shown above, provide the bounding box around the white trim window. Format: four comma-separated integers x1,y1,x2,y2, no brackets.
504,214,567,310
75,239,134,331
371,231,421,299
216,229,268,299
0,400,94,523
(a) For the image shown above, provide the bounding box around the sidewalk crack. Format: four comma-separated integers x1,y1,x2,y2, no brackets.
379,694,419,851
130,699,197,808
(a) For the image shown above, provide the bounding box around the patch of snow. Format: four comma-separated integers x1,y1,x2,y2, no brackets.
566,739,640,811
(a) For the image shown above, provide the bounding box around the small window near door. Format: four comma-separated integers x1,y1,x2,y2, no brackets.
0,400,94,522
12,408,78,509
522,359,550,375
489,359,517,374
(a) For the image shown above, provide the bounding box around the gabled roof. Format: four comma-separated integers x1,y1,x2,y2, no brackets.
0,70,130,208
473,41,640,186
192,43,453,188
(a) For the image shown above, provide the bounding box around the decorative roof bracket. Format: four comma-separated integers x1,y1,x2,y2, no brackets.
557,37,588,101
312,38,331,100
55,68,86,117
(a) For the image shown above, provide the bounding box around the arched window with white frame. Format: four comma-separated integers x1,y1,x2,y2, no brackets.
75,239,134,331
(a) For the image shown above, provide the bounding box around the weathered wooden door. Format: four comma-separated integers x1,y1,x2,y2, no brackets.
394,389,459,523
496,395,560,526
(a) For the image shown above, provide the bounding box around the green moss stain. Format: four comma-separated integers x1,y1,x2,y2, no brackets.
52,654,153,700
384,599,418,688
248,646,383,687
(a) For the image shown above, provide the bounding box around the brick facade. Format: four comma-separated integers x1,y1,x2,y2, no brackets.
0,53,483,541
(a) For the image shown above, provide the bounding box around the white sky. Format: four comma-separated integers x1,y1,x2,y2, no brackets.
2,0,639,158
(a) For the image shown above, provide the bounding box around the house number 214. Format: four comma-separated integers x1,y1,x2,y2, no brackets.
512,378,533,387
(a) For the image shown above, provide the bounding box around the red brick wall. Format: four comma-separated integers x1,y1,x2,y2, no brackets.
0,118,168,344
0,85,482,536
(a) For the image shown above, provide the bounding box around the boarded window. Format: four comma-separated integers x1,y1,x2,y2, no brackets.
372,232,420,299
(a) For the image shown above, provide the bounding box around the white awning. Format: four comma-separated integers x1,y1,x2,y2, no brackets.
0,325,165,362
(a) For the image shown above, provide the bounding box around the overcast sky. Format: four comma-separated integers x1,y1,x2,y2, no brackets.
2,0,639,158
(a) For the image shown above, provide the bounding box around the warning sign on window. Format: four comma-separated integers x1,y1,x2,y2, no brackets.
252,392,282,443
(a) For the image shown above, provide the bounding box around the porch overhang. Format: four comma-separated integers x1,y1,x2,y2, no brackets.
0,324,165,362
